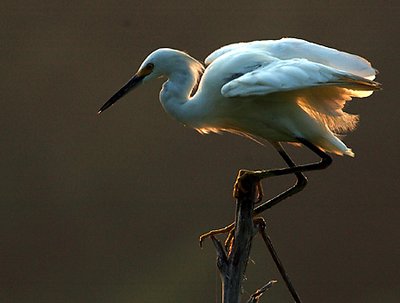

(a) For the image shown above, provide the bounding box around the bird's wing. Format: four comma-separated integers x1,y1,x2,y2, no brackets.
206,37,377,80
221,58,380,98
221,58,381,133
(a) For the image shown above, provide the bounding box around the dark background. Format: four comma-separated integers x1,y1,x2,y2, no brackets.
1,1,399,302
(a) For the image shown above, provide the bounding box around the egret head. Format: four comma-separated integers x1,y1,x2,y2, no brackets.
98,48,200,114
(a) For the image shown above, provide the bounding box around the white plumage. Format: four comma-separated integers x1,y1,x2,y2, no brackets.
99,38,380,157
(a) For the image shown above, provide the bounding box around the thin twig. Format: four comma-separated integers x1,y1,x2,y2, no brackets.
257,220,302,303
210,235,228,277
246,280,278,303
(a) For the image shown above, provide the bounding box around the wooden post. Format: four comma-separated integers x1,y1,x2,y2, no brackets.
205,171,302,303
211,173,259,303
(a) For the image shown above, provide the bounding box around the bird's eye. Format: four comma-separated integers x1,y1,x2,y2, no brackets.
146,63,154,70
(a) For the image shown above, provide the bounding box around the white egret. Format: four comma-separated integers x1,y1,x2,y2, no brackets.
98,38,380,212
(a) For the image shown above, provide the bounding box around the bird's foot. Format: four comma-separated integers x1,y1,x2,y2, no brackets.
233,169,264,203
199,217,267,250
199,169,265,249
199,222,235,248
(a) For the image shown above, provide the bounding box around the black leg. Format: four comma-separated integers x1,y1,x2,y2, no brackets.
253,139,332,215
253,142,307,215
256,138,332,178
200,139,332,245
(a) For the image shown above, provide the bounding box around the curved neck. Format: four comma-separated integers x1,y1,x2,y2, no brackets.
159,61,202,123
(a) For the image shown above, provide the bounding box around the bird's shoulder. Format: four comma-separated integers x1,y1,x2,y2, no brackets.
202,48,274,85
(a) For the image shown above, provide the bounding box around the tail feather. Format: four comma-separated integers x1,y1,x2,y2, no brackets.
314,133,355,157
296,74,380,134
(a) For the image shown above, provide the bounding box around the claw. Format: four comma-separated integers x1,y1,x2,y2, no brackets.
199,223,235,248
200,169,265,249
200,218,266,251
233,169,264,203
255,180,264,203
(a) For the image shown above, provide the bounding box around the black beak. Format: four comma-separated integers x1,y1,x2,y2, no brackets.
98,74,144,114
